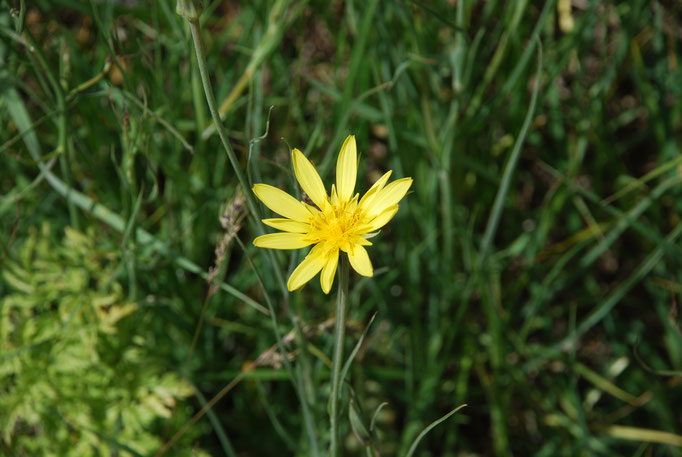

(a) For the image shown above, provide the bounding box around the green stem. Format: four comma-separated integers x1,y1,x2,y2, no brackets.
181,5,318,454
477,40,542,267
234,237,320,457
185,13,288,297
187,20,259,224
23,29,78,229
330,257,349,457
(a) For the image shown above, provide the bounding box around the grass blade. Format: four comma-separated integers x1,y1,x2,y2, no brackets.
404,404,467,457
558,223,682,350
191,383,237,457
340,312,377,388
477,40,543,267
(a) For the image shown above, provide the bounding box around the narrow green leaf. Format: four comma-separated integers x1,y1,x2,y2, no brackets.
404,404,467,457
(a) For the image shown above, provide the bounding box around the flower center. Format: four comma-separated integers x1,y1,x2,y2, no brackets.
307,201,363,251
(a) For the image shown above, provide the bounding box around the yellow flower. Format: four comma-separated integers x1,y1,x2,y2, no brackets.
252,135,412,294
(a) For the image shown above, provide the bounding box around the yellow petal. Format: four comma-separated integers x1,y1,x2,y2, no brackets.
353,236,373,246
347,244,373,277
347,193,360,213
320,249,339,294
292,148,328,209
358,170,392,209
364,178,412,217
254,233,312,250
253,184,311,222
262,218,310,233
360,205,399,233
303,202,321,216
336,135,357,202
330,184,339,206
287,245,327,291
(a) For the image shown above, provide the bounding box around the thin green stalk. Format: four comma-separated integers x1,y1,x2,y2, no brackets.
181,10,322,455
477,40,542,267
473,40,542,457
190,49,208,133
233,236,320,456
330,257,350,457
182,292,211,378
154,233,321,457
23,29,79,229
191,384,237,457
14,0,26,33
185,17,259,225
436,0,465,282
404,405,467,457
181,3,288,296
66,57,111,100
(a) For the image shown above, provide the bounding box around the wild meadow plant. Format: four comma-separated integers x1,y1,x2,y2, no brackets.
178,2,460,454
251,136,413,454
4,0,682,455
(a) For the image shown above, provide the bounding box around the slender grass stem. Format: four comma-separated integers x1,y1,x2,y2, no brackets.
234,236,321,457
185,18,260,227
23,29,79,229
477,40,542,267
179,5,318,454
155,232,322,456
330,257,349,457
184,9,289,297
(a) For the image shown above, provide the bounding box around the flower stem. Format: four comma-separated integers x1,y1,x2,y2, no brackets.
330,256,349,457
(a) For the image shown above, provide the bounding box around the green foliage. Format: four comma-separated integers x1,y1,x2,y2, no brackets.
0,224,202,456
1,0,682,455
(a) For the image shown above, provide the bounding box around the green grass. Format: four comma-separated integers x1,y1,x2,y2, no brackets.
2,0,682,455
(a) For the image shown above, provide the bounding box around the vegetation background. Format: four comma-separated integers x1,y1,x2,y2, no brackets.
2,0,682,455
